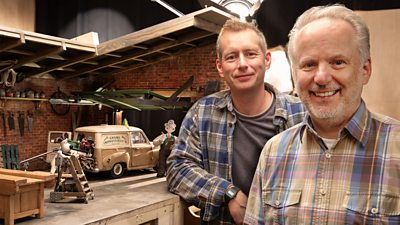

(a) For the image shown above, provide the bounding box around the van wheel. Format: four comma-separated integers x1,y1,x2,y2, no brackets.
110,163,125,178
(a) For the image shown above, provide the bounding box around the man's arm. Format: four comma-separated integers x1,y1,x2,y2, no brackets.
166,103,231,221
228,189,247,224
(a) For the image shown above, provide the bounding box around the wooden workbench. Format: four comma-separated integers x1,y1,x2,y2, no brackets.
0,169,55,225
0,172,183,225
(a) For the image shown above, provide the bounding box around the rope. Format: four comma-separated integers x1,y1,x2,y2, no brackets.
1,69,17,87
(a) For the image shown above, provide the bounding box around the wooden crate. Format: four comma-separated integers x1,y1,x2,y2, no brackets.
0,169,55,225
0,150,3,168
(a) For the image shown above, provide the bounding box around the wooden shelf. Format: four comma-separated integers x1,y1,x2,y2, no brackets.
0,97,48,101
0,97,48,109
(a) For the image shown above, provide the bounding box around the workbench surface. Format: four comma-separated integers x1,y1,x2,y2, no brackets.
0,171,182,225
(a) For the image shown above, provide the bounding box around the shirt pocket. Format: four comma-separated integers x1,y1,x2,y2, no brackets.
263,189,302,225
343,192,400,224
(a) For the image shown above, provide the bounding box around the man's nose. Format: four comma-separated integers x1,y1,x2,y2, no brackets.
314,64,332,85
238,54,248,68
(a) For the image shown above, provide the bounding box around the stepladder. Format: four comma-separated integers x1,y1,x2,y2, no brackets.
50,151,94,203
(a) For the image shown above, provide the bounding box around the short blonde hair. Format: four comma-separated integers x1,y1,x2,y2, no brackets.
216,18,268,60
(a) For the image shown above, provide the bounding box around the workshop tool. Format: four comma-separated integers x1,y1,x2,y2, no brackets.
8,112,14,130
50,150,94,203
27,110,33,132
0,110,6,137
18,111,24,136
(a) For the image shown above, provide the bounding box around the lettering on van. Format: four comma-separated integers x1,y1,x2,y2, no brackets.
102,135,128,146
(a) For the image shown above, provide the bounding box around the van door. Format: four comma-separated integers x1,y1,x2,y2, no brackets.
130,131,154,167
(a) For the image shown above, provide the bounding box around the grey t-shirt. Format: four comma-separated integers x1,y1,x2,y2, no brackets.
232,96,276,196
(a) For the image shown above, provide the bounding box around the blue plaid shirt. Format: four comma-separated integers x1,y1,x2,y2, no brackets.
166,84,306,224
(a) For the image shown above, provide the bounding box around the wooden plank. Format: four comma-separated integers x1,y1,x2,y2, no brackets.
193,16,225,34
38,183,45,218
0,150,3,168
14,45,65,69
14,209,39,220
62,29,213,80
25,52,96,78
0,38,24,52
0,25,97,52
0,174,27,195
0,168,55,184
97,6,230,55
97,15,193,55
5,195,15,225
71,31,99,45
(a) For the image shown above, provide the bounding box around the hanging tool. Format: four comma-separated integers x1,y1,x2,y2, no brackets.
0,110,6,137
8,111,15,130
18,111,25,136
27,110,33,133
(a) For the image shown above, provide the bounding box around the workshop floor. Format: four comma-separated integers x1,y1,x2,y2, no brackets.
1,170,179,225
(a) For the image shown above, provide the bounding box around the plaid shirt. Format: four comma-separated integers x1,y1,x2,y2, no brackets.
245,101,400,225
166,84,306,224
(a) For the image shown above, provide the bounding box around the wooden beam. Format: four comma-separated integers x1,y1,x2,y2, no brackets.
25,52,96,77
14,45,65,69
61,30,213,80
0,37,25,52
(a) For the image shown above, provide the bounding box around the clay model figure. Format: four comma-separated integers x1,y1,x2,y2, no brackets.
153,120,177,177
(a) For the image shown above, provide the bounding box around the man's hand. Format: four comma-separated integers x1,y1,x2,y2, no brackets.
228,190,247,225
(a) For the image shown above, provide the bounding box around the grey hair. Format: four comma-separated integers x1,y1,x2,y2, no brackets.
287,4,370,67
216,18,268,60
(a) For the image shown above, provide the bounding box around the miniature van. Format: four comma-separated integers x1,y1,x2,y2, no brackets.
72,124,160,178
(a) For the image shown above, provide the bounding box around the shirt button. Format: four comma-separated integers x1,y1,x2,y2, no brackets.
275,200,280,207
320,189,326,196
325,153,331,159
371,208,378,214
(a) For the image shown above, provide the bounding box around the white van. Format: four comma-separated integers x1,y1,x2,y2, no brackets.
48,125,160,178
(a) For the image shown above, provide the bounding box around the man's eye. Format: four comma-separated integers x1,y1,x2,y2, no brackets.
301,62,315,70
246,52,257,58
225,55,237,62
334,60,345,65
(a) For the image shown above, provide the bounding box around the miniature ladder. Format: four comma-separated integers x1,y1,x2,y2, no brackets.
50,153,94,203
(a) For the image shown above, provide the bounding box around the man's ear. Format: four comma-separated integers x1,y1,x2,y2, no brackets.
362,58,372,85
216,58,224,78
265,51,272,70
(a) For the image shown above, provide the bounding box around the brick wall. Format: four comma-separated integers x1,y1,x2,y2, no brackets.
114,44,225,92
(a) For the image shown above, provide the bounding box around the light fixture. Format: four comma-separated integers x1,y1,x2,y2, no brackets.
151,0,184,17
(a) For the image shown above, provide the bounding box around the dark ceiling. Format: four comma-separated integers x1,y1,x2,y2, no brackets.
255,0,400,48
36,0,400,48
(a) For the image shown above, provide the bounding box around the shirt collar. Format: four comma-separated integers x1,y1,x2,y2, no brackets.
299,100,370,147
215,83,278,113
344,100,370,147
